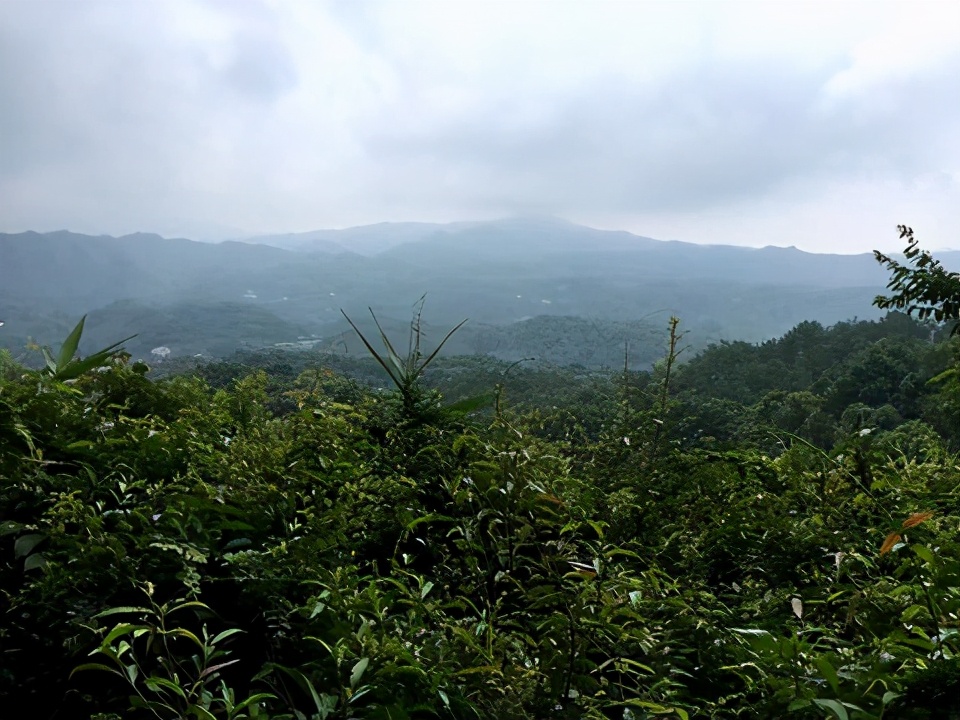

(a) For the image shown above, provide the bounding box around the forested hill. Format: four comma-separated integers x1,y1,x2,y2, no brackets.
1,218,944,364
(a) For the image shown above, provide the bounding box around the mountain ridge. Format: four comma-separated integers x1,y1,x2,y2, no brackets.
0,218,942,367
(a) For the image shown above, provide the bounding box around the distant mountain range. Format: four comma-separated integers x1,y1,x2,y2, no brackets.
0,217,940,368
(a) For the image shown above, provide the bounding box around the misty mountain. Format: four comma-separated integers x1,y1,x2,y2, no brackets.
0,218,939,367
245,216,902,288
241,221,476,255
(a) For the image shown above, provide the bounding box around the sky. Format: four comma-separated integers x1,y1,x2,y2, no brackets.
1,0,958,253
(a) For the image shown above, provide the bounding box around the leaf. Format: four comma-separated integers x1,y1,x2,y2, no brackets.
901,604,928,623
53,334,137,380
57,315,86,371
41,346,58,374
814,656,840,694
23,553,47,571
145,676,188,698
882,691,902,707
341,310,402,389
813,698,849,720
223,538,253,551
420,581,435,599
231,693,277,717
70,662,124,678
211,628,245,645
100,623,151,649
880,532,902,555
94,606,152,619
0,521,23,537
169,600,211,614
791,597,803,619
14,533,45,558
616,658,655,674
418,318,469,371
165,628,205,648
305,635,335,655
189,706,218,720
350,657,369,689
903,510,934,529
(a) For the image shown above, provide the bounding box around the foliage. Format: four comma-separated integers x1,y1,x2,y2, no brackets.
5,244,960,717
875,225,960,332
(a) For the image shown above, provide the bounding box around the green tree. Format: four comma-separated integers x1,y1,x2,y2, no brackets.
875,225,960,331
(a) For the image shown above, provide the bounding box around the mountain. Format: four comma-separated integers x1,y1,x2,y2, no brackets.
242,221,477,255
0,218,942,367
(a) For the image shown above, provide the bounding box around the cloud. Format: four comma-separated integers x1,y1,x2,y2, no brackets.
359,51,960,213
0,0,957,251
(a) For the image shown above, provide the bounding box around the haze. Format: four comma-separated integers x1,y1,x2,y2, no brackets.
1,0,958,253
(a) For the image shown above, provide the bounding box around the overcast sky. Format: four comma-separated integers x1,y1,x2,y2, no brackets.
1,0,958,253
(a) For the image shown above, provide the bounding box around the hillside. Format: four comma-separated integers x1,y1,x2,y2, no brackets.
1,218,939,366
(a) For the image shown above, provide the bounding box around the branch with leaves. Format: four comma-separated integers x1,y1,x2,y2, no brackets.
874,225,960,333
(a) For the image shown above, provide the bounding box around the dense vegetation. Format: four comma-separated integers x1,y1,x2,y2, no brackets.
3,233,960,718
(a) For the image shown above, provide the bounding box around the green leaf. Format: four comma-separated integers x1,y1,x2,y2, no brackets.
70,662,124,678
145,676,188,698
420,581,435,599
341,310,402,389
0,521,23,537
814,655,840,694
813,698,849,720
223,538,253,551
94,606,152,619
230,693,277,718
901,604,928,623
350,657,370,689
304,636,335,655
100,623,151,649
165,628,205,648
41,346,58,374
169,600,211,614
189,706,218,720
14,533,45,558
212,628,245,645
23,553,48,571
912,544,935,565
56,315,87,371
882,691,902,707
418,318,469,371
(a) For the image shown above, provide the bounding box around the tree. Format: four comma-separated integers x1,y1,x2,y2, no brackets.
874,225,960,332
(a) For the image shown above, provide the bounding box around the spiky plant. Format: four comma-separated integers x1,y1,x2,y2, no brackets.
341,296,466,414
38,315,136,382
